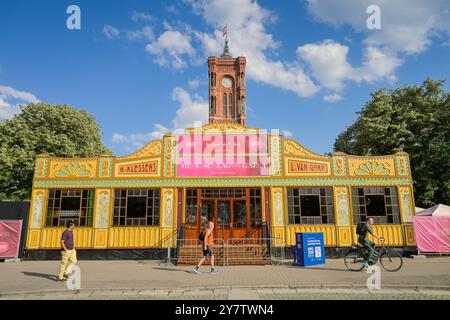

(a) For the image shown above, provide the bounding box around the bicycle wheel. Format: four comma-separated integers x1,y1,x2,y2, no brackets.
380,250,403,272
344,248,365,272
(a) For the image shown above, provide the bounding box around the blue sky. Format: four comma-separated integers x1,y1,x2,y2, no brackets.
1,0,449,156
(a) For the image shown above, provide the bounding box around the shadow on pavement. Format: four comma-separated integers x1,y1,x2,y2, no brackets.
285,266,349,272
22,272,58,281
152,267,194,274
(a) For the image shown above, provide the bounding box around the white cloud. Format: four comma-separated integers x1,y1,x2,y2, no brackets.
166,5,180,15
111,133,128,143
131,11,156,23
307,0,450,55
357,46,401,83
102,25,120,39
187,0,319,97
0,85,39,120
171,87,208,128
112,124,170,150
0,85,39,103
323,93,343,103
282,130,293,138
126,26,154,42
0,96,20,119
112,87,207,152
188,79,200,89
297,40,354,92
145,31,195,69
297,40,401,94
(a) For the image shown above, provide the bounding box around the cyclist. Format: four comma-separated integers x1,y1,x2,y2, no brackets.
358,217,384,268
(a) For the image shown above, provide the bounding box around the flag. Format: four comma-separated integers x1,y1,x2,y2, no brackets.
222,25,227,38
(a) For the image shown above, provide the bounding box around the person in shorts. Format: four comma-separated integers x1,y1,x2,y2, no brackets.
193,221,219,274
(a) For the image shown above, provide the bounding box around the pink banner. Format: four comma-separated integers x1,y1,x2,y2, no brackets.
177,133,269,176
0,220,23,259
413,216,450,253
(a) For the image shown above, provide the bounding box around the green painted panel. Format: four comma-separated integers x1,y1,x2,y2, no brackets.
34,177,412,188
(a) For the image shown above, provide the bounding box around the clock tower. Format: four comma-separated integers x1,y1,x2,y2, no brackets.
208,39,247,125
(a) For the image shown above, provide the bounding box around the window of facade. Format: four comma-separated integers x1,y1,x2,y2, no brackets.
46,189,94,227
113,189,160,226
287,187,334,224
351,187,400,224
223,94,227,115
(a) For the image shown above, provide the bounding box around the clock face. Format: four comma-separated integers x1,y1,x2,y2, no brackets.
222,77,233,88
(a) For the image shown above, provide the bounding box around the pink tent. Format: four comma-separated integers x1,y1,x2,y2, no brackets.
413,215,450,253
416,204,450,216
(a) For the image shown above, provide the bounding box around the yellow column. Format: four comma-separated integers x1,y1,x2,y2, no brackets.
26,189,47,249
398,186,416,246
333,187,353,247
270,187,285,247
93,188,112,249
161,188,176,247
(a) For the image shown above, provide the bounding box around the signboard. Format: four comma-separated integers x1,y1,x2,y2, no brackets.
288,160,328,174
286,159,330,175
293,232,325,266
115,159,160,177
177,133,269,176
118,161,158,175
0,220,23,259
413,216,450,253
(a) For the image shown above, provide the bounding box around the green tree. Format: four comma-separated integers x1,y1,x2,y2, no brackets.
0,103,110,200
334,78,450,207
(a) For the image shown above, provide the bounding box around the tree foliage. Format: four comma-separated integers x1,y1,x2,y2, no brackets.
0,103,110,200
334,78,450,207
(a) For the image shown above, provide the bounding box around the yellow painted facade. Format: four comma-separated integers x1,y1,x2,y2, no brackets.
26,123,416,251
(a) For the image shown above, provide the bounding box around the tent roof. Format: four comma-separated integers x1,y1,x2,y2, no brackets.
416,204,450,216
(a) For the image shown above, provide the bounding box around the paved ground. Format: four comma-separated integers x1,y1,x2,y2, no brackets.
1,257,449,299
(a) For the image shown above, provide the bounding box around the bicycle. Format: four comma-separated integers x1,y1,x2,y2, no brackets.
344,240,403,272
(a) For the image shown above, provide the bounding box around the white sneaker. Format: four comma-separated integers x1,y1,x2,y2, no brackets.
193,267,200,274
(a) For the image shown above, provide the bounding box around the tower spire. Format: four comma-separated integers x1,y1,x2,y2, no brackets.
221,25,232,58
222,38,232,57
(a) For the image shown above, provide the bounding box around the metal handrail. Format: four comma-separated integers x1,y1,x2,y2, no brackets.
137,224,180,261
173,238,226,266
225,237,284,266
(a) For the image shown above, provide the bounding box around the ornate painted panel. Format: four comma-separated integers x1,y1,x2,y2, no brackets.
399,186,414,223
99,157,113,178
95,189,111,228
270,133,282,176
49,159,97,178
332,153,347,176
34,157,49,178
30,189,46,228
348,158,395,177
162,189,175,227
334,187,351,225
271,187,285,226
395,153,410,176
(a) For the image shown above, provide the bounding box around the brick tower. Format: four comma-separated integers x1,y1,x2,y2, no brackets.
208,39,247,125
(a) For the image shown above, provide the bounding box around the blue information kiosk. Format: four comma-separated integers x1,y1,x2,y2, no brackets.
292,232,326,266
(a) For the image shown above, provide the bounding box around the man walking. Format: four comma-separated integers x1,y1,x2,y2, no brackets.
58,222,77,281
194,221,219,274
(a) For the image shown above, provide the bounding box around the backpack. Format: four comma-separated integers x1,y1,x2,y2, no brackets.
356,222,365,235
199,230,205,242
